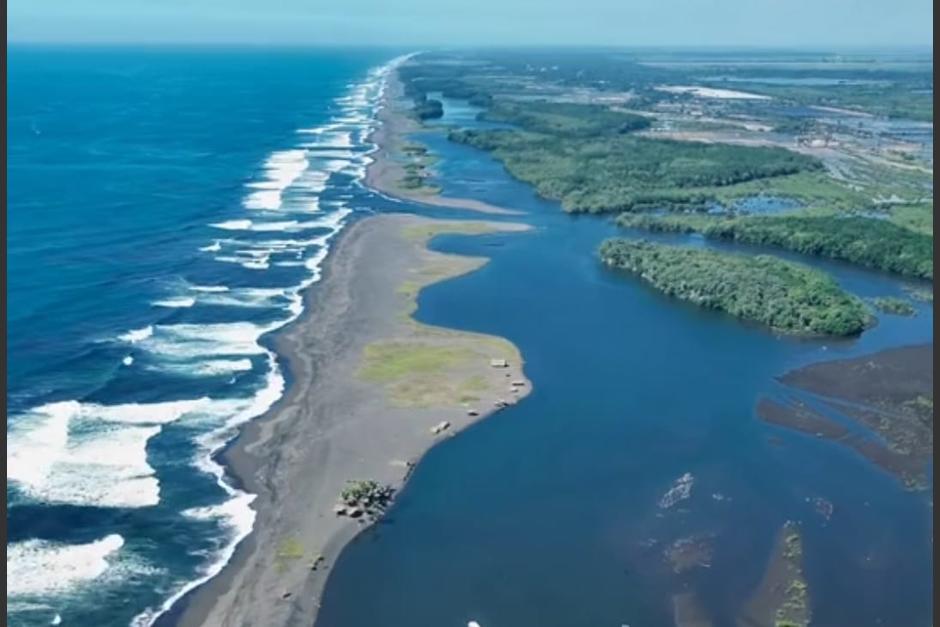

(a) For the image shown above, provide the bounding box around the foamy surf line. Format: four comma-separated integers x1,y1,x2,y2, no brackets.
128,54,411,627
6,54,409,627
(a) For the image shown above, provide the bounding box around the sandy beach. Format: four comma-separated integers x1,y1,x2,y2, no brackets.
161,58,536,627
166,187,532,627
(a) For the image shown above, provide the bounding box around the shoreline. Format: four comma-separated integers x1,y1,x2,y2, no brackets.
167,212,532,626
164,57,536,627
364,63,522,216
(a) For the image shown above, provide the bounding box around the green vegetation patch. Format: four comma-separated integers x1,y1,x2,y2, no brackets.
889,202,933,235
775,522,810,627
395,139,440,193
360,342,476,382
599,239,869,336
398,61,492,105
905,286,934,302
450,127,823,213
275,536,306,571
359,340,499,407
707,80,933,122
871,296,916,316
457,375,488,403
481,99,651,136
276,537,305,560
617,214,933,279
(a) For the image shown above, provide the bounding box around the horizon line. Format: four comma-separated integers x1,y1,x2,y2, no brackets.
6,40,934,52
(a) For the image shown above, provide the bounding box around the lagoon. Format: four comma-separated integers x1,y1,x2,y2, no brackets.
316,117,933,627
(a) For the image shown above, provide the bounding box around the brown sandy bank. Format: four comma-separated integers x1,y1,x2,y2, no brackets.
171,213,531,627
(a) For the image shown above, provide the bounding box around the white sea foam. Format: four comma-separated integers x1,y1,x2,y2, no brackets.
7,399,212,507
198,241,222,252
138,322,272,359
7,534,125,597
131,359,284,626
210,219,329,233
242,149,310,210
152,297,196,308
210,219,253,231
154,359,254,377
189,284,229,293
119,326,154,343
307,129,354,148
198,287,288,308
239,258,270,270
213,256,270,270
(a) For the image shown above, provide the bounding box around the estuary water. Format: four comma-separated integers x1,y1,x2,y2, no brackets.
316,104,933,626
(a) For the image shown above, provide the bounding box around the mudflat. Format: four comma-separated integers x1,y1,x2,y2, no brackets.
757,344,933,488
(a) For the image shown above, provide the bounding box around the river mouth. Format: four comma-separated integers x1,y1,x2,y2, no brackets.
315,113,932,627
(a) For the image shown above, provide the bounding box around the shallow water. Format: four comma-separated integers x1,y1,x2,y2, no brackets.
316,106,933,627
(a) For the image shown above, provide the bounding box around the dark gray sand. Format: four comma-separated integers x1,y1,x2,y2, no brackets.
171,214,530,627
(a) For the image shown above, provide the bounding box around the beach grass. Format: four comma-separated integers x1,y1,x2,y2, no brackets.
276,537,305,560
360,342,476,381
274,537,306,572
360,341,505,407
457,375,488,402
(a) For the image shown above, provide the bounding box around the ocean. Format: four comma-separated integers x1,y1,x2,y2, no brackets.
6,46,402,626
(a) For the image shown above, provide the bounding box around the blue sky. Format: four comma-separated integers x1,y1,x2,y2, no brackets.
8,0,933,47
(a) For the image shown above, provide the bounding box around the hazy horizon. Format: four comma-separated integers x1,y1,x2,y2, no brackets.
8,0,933,49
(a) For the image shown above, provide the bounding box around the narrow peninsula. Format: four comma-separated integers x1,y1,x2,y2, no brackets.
172,214,531,627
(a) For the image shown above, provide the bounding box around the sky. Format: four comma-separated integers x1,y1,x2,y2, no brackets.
7,0,934,47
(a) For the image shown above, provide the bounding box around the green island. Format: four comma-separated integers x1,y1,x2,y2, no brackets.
616,214,934,279
599,239,869,335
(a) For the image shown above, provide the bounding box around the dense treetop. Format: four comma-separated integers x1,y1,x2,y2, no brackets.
599,239,870,336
